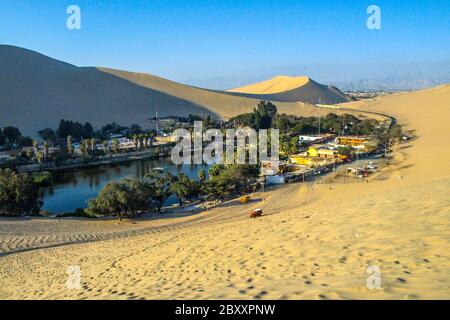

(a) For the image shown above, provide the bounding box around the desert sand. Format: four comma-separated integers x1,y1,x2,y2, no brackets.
0,85,449,300
0,45,350,137
229,76,312,94
226,75,351,104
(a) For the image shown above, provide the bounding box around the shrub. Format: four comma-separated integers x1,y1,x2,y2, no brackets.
86,178,155,219
0,169,42,216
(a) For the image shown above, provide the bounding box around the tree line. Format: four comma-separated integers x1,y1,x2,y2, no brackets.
0,164,260,218
87,164,259,219
0,127,33,148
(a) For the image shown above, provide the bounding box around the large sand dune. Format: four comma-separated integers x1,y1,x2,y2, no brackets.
0,85,449,299
227,75,352,104
0,45,351,136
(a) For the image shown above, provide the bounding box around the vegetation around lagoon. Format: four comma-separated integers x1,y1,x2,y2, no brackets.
85,165,259,220
0,169,42,217
0,100,403,219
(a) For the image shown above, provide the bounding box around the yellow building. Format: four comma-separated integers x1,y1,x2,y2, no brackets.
155,135,177,143
307,146,338,159
317,148,338,159
336,136,369,146
289,155,328,167
290,155,315,166
307,146,320,157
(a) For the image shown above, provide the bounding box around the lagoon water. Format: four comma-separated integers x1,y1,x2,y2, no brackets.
40,158,209,213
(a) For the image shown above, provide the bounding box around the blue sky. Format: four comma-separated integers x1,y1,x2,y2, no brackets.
0,0,449,85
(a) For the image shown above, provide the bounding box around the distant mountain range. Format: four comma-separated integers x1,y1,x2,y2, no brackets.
186,61,450,92
0,45,351,136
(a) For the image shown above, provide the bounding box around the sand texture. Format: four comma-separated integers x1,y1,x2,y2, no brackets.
0,85,449,299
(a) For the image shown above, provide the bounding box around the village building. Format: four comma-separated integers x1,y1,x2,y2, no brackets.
336,136,369,146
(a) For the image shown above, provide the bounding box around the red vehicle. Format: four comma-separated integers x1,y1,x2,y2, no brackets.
249,209,263,218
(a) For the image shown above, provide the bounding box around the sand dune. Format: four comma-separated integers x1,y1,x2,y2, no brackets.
227,75,352,104
229,75,312,94
0,85,449,300
0,45,352,136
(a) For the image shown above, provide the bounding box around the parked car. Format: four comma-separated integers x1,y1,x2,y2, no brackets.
249,209,263,218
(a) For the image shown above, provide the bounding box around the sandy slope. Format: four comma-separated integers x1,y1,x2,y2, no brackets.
0,45,350,136
227,75,351,104
229,76,311,94
0,85,449,300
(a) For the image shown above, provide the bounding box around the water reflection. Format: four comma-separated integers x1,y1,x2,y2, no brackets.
41,158,209,213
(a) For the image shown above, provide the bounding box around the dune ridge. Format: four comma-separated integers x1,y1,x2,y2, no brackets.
229,75,312,94
227,75,352,104
0,45,352,136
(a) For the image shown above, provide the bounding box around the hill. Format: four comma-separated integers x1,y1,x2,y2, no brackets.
227,75,352,104
0,45,351,136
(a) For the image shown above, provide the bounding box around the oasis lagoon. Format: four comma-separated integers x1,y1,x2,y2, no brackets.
40,158,209,214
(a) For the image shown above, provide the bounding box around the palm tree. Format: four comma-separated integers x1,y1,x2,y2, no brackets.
148,132,155,148
32,140,39,158
43,141,49,162
143,133,149,149
112,138,120,154
80,140,89,159
36,152,43,164
208,164,224,180
139,133,145,150
67,135,73,155
198,169,206,182
102,140,109,155
90,138,96,152
132,134,139,150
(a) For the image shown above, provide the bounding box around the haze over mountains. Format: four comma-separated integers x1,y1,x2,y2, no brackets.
0,45,352,136
187,61,450,92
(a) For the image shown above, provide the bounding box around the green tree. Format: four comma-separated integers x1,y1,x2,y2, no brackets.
112,138,120,154
288,137,299,155
145,169,174,212
132,134,139,150
79,140,89,159
67,135,74,154
2,126,22,144
43,141,50,162
208,164,225,180
58,119,70,138
0,169,42,216
87,178,155,220
38,128,57,144
256,100,277,118
204,165,259,200
274,116,291,132
388,124,403,140
170,173,194,206
83,122,94,139
337,146,354,157
102,140,109,155
89,138,96,152
0,128,4,145
198,169,206,182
